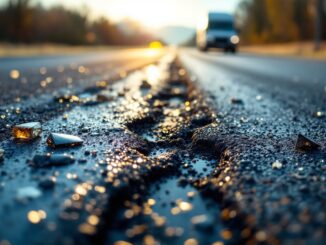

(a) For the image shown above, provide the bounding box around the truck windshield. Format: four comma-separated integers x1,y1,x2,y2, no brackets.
208,21,234,30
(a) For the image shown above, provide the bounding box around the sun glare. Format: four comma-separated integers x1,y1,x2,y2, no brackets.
124,1,172,28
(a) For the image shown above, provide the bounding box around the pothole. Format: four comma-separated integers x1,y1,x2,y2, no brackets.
147,177,225,244
186,156,216,178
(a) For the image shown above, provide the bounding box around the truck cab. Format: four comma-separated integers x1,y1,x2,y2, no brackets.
197,12,239,53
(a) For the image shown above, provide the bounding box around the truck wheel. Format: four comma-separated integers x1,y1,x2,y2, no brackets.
200,46,208,52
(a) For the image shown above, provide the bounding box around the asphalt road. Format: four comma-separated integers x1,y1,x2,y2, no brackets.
0,48,325,245
180,48,326,244
180,48,326,133
0,48,166,105
181,48,326,99
0,48,164,72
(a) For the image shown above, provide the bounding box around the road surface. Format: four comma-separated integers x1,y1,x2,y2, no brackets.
180,49,326,244
0,48,325,245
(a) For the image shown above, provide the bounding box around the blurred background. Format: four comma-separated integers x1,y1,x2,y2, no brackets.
0,0,325,56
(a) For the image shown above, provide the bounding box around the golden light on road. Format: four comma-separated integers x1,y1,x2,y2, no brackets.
144,42,163,58
149,41,163,49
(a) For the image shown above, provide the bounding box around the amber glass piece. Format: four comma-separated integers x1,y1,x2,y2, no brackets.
12,122,42,140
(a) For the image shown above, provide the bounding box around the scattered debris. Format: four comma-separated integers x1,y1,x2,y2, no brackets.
47,133,83,148
191,214,207,225
191,123,225,154
97,90,116,102
191,214,213,231
12,122,42,140
54,94,80,103
230,98,243,104
96,80,109,88
140,80,152,89
38,177,56,189
32,153,75,167
2,56,325,245
295,134,320,152
0,148,4,161
272,160,282,169
187,191,196,198
177,200,193,212
62,114,69,120
312,111,325,118
256,95,263,101
17,186,42,200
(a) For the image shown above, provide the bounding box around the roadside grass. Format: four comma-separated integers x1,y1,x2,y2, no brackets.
240,42,326,60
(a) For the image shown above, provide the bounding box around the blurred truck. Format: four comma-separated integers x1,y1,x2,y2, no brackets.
197,12,239,53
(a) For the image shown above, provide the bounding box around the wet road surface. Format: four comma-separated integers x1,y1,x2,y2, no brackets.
0,48,163,72
0,47,325,245
180,48,326,244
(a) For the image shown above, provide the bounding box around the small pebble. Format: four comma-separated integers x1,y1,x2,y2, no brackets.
272,160,282,169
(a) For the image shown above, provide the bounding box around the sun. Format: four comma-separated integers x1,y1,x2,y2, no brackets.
124,1,172,28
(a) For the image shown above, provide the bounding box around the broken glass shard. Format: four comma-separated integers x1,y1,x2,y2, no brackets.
12,122,42,140
47,133,83,148
32,153,75,167
0,148,4,161
295,134,320,151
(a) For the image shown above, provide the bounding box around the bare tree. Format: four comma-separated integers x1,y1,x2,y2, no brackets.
314,0,322,51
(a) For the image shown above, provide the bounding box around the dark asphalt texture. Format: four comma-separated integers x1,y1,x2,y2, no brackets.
0,48,325,245
180,48,326,244
0,48,165,105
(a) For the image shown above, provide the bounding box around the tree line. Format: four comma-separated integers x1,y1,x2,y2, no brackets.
236,0,325,44
0,0,156,45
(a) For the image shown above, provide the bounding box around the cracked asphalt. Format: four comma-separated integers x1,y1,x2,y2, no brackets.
0,48,325,245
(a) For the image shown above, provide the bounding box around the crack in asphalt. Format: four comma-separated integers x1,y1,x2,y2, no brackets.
1,50,325,245
179,50,326,244
0,54,252,245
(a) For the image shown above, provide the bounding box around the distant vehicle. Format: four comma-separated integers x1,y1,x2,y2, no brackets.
197,12,239,53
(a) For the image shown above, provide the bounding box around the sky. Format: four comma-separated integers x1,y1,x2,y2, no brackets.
6,0,241,28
